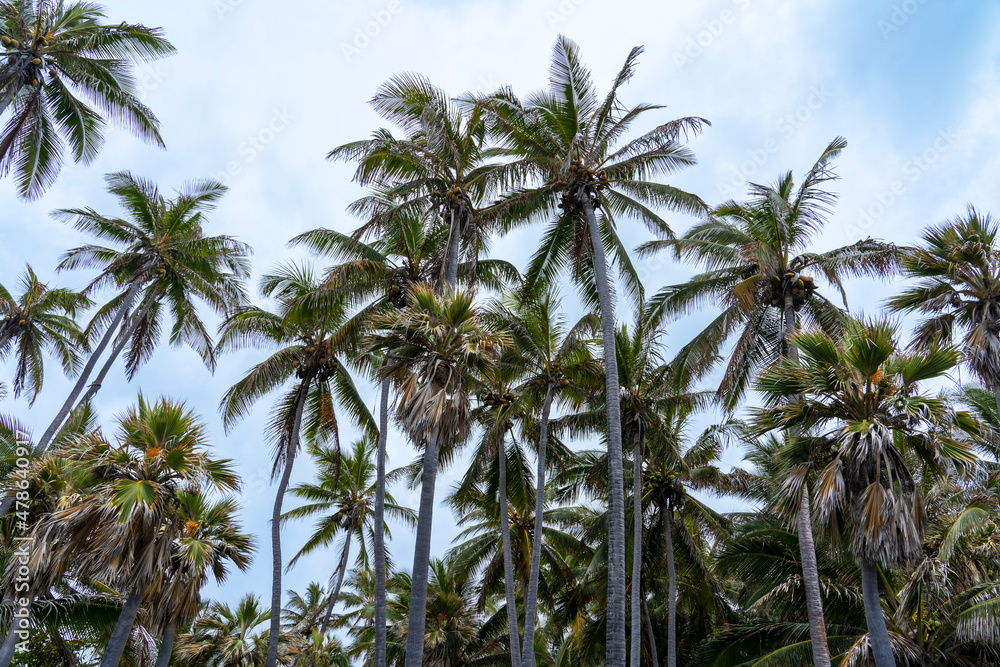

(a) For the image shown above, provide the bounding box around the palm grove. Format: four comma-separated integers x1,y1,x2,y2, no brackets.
2,3,1000,667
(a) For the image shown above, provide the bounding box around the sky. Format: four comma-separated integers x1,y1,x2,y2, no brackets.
2,0,1000,631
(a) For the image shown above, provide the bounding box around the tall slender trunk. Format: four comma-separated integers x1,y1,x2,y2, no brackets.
521,383,554,667
663,508,677,667
0,607,25,667
318,536,352,636
583,198,626,666
783,295,832,667
76,291,157,410
860,559,896,667
629,433,644,667
37,280,143,450
403,427,441,667
265,381,310,667
445,208,460,289
98,588,143,667
642,598,659,667
153,620,175,667
499,438,522,667
374,377,390,667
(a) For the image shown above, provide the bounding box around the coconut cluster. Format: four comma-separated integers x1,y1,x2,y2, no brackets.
387,277,410,309
552,159,610,216
767,272,816,311
480,390,516,410
1,313,27,327
293,342,339,381
2,33,49,87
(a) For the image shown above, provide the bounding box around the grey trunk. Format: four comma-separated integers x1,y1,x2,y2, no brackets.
642,598,660,667
403,428,441,667
445,208,460,289
583,197,627,667
798,485,832,667
629,434,644,667
318,536,352,636
98,588,143,667
0,601,28,667
153,621,175,667
664,508,677,667
499,439,522,667
374,377,390,667
860,559,896,667
521,384,554,667
265,381,309,667
37,281,143,450
784,295,832,667
76,293,157,410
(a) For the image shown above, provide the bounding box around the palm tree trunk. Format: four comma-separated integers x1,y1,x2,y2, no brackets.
0,613,24,667
403,427,441,667
75,291,157,410
499,438,522,667
630,433,644,667
582,197,627,666
445,208,460,289
98,588,143,667
860,559,896,667
153,620,175,667
374,377,390,667
783,295,832,667
642,598,660,667
37,280,143,450
663,507,677,667
521,383,554,667
265,381,310,667
798,484,832,667
318,536,352,636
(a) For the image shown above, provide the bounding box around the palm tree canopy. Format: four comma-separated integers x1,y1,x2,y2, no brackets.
0,0,174,199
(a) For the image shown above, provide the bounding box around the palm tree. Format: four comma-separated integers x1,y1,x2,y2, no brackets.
152,493,255,667
280,438,415,636
483,289,595,667
642,138,900,667
282,582,331,639
328,74,515,289
217,263,375,667
753,319,984,667
23,395,239,667
0,1,174,199
887,207,1000,414
175,594,271,667
0,265,87,404
366,284,508,667
481,36,708,661
34,171,251,453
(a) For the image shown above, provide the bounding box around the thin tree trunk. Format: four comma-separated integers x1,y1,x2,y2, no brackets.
318,536,352,636
37,280,143,450
0,611,24,667
663,508,677,667
98,588,143,667
583,198,627,667
521,383,554,667
783,295,833,667
629,433,644,667
403,427,441,667
642,598,659,667
153,620,175,667
860,559,896,667
499,438,522,667
374,377,390,667
265,381,309,667
75,291,157,410
445,208,460,289
798,485,832,667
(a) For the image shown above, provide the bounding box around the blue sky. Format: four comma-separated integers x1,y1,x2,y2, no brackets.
2,0,999,629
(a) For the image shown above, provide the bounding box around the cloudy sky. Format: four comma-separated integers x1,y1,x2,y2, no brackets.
2,0,999,621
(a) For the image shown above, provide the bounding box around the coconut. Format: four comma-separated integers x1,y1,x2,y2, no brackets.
0,36,10,46
31,57,40,65
31,79,38,87
19,320,26,326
